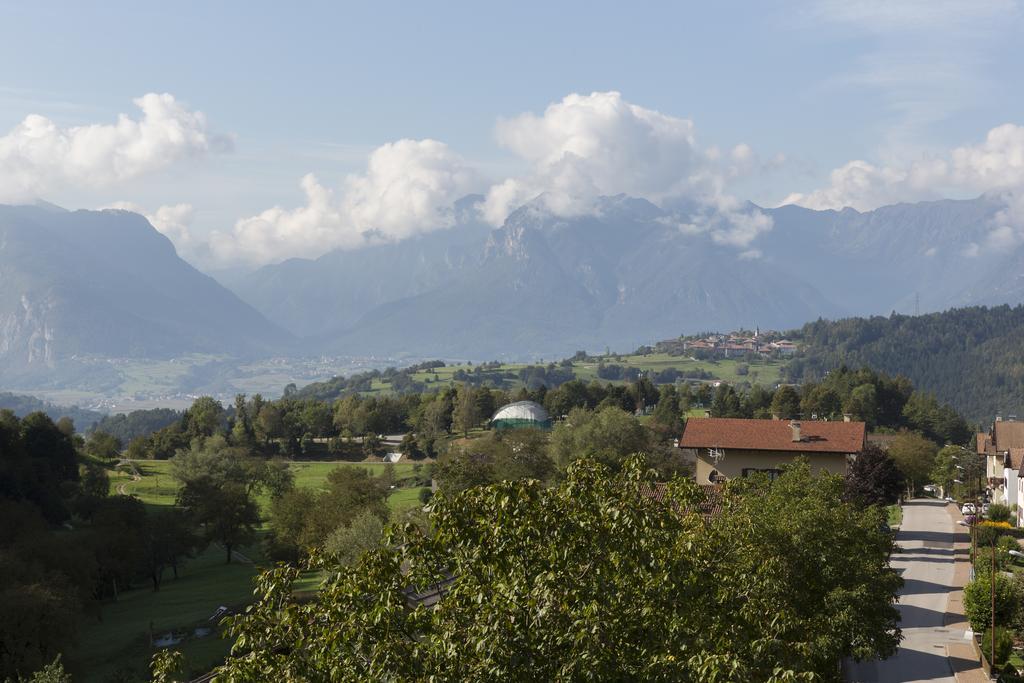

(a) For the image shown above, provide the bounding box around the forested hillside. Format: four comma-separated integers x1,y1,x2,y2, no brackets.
786,305,1024,422
0,392,103,430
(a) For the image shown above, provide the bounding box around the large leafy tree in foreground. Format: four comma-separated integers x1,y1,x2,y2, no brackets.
215,457,900,681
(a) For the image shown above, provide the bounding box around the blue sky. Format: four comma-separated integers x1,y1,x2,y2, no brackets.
1,0,1023,267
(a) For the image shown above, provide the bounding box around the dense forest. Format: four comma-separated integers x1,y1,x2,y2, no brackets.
90,408,182,444
785,305,1024,423
0,392,103,431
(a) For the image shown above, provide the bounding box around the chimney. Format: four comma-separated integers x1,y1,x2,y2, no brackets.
843,413,852,423
790,421,802,443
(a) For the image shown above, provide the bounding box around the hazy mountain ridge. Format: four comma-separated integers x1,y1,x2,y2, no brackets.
230,192,1022,359
3,194,1023,381
0,205,291,382
241,195,841,358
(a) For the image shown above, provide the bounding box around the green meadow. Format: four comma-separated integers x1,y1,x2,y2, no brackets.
81,459,428,681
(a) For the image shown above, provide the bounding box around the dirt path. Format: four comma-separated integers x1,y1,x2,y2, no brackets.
114,458,141,497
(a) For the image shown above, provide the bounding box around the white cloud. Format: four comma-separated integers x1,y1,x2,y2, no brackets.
102,201,198,258
210,139,480,266
208,92,775,266
782,123,1024,211
483,91,701,224
779,159,931,211
782,121,1024,259
950,124,1024,188
0,93,227,202
481,91,772,248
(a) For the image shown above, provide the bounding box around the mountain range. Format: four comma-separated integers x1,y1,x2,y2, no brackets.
0,193,1018,385
0,204,289,384
229,193,1012,358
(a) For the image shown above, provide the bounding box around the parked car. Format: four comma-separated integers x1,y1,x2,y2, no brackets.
962,503,977,515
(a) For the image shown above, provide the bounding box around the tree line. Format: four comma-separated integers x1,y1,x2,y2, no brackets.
786,304,1024,422
0,411,204,680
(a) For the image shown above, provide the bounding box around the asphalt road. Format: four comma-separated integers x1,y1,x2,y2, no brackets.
847,499,967,683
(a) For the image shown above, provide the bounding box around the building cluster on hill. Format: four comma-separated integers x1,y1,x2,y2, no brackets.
655,329,798,359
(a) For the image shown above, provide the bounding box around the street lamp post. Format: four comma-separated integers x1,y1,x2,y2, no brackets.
991,537,996,671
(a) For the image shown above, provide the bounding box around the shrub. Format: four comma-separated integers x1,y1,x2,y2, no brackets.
977,520,1013,547
981,626,1014,667
988,503,1013,524
965,574,1018,631
977,535,1022,573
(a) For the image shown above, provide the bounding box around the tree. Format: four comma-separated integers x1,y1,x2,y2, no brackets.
888,432,938,496
85,430,122,460
324,508,386,566
710,383,743,417
845,444,904,507
89,495,149,598
845,383,878,427
548,406,652,470
218,457,900,680
179,480,260,564
257,404,285,443
0,501,91,680
452,384,480,437
80,462,111,499
434,430,555,494
17,412,79,522
144,508,204,589
800,383,842,420
650,385,682,437
183,396,225,440
362,432,381,457
929,445,961,498
231,393,255,446
770,385,801,419
267,467,390,561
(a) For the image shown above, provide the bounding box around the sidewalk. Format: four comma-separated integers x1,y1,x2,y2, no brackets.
945,504,988,683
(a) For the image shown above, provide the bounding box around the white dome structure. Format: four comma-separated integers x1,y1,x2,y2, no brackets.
490,400,552,430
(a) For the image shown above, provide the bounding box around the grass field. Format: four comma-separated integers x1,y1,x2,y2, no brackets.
388,353,784,395
93,458,429,679
111,459,424,510
66,545,257,682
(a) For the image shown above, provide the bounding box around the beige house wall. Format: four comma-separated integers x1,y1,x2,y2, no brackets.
693,448,852,485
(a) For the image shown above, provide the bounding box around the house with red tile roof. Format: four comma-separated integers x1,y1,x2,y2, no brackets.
679,417,866,485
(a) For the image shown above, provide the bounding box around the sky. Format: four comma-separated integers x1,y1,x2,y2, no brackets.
2,0,1024,269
